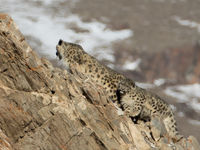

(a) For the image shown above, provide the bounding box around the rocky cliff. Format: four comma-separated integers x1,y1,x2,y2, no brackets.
0,14,199,150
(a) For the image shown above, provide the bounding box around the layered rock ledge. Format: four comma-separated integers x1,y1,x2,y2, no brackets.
0,14,199,150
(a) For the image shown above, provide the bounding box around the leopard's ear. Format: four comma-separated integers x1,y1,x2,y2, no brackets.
69,42,83,50
58,39,63,45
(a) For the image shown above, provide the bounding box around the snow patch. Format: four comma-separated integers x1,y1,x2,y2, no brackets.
189,98,200,113
177,111,184,117
165,88,188,103
188,119,200,126
170,104,176,111
165,84,200,112
122,58,141,71
173,16,200,33
175,84,200,98
136,82,155,89
154,78,166,86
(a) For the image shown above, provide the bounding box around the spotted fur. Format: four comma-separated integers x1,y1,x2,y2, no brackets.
117,78,182,141
56,39,126,102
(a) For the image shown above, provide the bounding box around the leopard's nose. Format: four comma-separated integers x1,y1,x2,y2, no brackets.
56,52,58,56
58,39,63,45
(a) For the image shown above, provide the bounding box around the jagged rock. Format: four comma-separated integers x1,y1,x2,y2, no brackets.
150,117,167,142
0,13,199,150
141,44,200,84
0,129,13,150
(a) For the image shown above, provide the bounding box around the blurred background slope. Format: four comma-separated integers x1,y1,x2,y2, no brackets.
1,0,200,141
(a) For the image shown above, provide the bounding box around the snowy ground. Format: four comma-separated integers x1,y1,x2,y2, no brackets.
165,84,200,113
173,16,200,33
0,0,132,62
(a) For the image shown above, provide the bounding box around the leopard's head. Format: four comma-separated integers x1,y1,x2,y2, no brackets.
56,39,85,66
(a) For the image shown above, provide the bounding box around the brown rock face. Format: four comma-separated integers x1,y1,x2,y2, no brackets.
0,14,199,150
141,44,200,84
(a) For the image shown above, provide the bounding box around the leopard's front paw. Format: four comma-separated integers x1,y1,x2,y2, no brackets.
124,107,132,116
129,110,141,117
